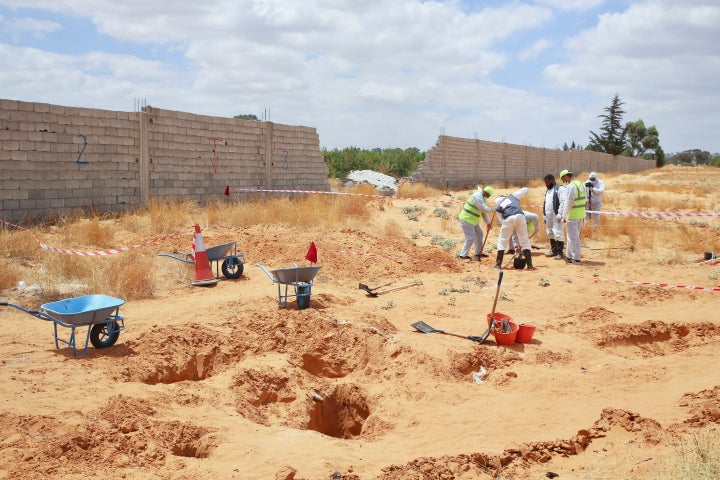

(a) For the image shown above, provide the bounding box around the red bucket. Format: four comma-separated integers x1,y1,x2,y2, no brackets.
516,323,536,343
487,312,513,327
486,312,517,346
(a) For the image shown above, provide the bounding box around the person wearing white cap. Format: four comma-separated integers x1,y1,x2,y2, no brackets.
492,187,535,270
457,186,495,260
585,172,606,228
559,169,587,264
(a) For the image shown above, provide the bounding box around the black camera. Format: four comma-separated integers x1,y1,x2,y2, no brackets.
585,181,593,188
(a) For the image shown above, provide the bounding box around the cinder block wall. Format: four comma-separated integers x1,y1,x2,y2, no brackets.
0,100,330,220
411,135,654,188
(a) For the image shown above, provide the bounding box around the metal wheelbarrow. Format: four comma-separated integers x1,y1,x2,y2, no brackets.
1,294,125,357
159,241,246,279
256,263,322,310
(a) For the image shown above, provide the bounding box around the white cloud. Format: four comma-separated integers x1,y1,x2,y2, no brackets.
2,15,61,42
519,38,553,60
535,0,605,11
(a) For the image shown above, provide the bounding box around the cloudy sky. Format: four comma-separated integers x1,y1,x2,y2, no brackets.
1,0,718,154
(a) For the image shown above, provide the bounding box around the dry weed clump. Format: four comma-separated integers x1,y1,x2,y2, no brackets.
90,251,155,300
650,427,720,479
397,182,443,198
0,229,43,262
383,219,404,237
64,217,115,248
39,253,95,285
147,198,198,233
0,260,22,291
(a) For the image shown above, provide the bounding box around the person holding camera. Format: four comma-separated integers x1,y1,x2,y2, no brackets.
559,170,587,264
585,172,605,228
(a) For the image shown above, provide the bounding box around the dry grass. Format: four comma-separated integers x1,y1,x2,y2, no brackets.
397,182,443,198
647,428,720,480
206,185,373,228
383,219,404,237
90,251,156,300
0,260,22,291
63,216,115,248
0,229,43,262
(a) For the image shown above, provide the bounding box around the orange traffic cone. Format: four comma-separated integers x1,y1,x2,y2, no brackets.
191,224,219,286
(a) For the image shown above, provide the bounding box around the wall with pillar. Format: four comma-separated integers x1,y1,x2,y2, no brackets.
0,100,330,220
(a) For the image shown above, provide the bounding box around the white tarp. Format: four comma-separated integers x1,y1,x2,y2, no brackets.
344,170,399,195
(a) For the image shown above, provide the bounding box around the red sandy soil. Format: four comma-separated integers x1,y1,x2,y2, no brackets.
1,168,719,479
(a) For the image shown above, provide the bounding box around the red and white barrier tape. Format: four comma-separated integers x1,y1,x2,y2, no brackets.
1,218,187,256
230,188,719,218
230,187,463,205
585,210,720,218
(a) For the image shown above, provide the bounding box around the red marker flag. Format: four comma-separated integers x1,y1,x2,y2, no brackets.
305,242,318,264
224,185,230,197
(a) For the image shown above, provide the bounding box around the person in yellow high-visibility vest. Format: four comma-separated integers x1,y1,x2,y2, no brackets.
559,170,587,264
457,186,495,260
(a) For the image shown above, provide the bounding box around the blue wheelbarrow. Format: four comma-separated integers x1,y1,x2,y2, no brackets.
158,241,245,279
256,263,322,310
0,294,125,357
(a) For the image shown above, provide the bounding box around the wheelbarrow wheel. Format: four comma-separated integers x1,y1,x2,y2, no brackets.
297,285,311,310
90,322,120,349
221,257,244,279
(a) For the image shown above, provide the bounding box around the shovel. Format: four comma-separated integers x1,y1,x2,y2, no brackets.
479,210,496,256
366,281,419,297
487,270,504,331
358,280,395,295
411,321,489,343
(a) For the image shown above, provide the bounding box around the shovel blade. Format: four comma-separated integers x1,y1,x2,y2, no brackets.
358,283,379,297
411,321,439,334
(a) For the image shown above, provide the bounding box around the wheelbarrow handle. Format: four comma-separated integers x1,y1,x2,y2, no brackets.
255,264,277,282
0,302,40,315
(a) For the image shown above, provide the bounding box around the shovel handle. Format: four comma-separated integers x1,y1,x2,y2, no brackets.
375,282,418,295
369,280,395,291
489,270,503,321
479,210,496,254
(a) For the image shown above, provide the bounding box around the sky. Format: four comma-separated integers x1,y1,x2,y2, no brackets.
1,0,718,154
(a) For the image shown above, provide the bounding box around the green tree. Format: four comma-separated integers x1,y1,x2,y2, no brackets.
626,120,663,166
671,149,712,165
322,147,425,179
587,94,627,155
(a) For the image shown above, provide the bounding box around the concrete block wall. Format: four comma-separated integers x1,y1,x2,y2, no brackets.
0,100,330,220
412,135,654,188
0,100,141,219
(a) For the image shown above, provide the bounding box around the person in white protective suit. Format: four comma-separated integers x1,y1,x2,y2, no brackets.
507,210,540,269
543,173,566,259
492,187,535,270
457,186,495,260
585,171,605,228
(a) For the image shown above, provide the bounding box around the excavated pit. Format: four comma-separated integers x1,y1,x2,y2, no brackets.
306,384,370,439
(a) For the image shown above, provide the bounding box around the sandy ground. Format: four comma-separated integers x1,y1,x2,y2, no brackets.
1,167,719,479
